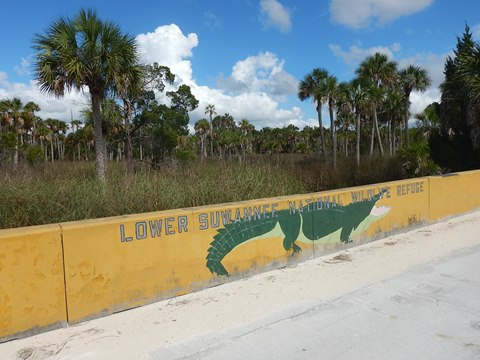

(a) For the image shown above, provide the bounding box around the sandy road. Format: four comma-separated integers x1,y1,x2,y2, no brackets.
2,211,480,359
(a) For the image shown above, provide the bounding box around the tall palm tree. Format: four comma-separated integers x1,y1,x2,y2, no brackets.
339,78,371,167
398,65,431,147
335,89,355,157
23,101,40,145
194,119,210,158
414,102,440,141
71,119,83,133
35,122,51,161
0,97,25,167
205,104,216,157
325,75,338,169
115,64,143,173
366,85,385,156
239,118,254,156
298,68,328,159
382,89,405,154
33,8,138,182
356,53,398,156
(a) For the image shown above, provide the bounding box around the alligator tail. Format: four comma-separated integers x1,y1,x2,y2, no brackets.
206,214,282,276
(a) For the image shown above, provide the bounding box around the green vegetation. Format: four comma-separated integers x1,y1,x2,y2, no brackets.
0,155,406,229
0,10,479,229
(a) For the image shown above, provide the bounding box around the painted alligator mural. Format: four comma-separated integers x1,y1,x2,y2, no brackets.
206,190,390,276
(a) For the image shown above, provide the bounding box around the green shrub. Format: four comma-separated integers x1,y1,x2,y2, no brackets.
398,142,442,177
25,145,44,164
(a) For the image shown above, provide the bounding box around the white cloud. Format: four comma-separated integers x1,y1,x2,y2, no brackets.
216,52,298,99
399,52,448,117
135,24,199,85
14,57,31,77
472,23,480,40
204,11,221,31
410,88,440,116
134,25,305,129
329,42,448,120
329,43,401,66
0,24,306,130
397,51,450,89
259,0,292,33
0,71,87,123
189,85,305,129
329,42,448,89
330,0,433,29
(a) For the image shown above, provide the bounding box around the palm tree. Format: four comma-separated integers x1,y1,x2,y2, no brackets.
33,8,138,182
115,65,143,173
194,119,210,158
205,104,216,157
298,68,329,159
0,97,25,167
35,122,51,161
23,101,40,145
335,90,355,157
238,118,254,156
398,65,431,147
339,78,371,167
356,53,398,156
44,118,59,162
414,102,440,140
382,90,405,154
366,85,385,156
71,119,82,133
325,75,338,168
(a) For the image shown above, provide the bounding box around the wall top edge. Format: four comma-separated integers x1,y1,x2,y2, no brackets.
5,170,477,232
0,223,62,237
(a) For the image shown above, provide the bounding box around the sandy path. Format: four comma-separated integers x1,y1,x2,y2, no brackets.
2,211,480,360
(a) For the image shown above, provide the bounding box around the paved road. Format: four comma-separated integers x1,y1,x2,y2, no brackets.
154,244,480,360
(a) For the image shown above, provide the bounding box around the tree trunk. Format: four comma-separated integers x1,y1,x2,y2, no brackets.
388,120,392,155
13,137,18,169
405,96,411,148
374,108,384,156
50,139,54,163
370,119,375,156
209,116,214,158
200,134,207,158
92,94,107,183
399,121,404,149
356,113,361,167
392,119,396,154
316,103,327,160
329,101,337,170
123,100,134,176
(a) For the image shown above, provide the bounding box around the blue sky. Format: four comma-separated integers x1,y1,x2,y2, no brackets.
1,0,480,130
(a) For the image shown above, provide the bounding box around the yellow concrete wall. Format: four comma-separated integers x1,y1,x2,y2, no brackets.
61,179,431,324
0,224,66,341
285,179,429,257
2,171,480,340
428,170,480,221
61,197,316,324
352,178,430,238
61,209,195,323
190,196,315,277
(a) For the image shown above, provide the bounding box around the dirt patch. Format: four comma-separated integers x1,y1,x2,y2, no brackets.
325,253,352,264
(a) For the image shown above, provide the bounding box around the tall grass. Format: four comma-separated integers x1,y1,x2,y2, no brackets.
0,155,406,229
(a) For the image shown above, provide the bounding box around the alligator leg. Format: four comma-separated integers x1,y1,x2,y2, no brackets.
278,212,302,255
340,224,354,243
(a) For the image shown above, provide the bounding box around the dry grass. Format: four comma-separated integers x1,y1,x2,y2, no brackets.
0,154,407,229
